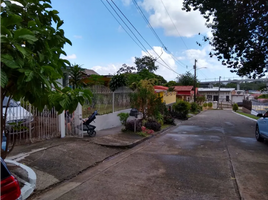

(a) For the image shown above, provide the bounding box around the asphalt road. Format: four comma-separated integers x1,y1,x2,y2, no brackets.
36,110,268,200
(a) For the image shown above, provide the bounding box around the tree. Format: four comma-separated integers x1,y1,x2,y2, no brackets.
1,0,92,158
69,64,85,89
117,64,136,74
109,74,127,92
177,71,199,86
165,81,178,87
183,0,268,79
134,56,158,73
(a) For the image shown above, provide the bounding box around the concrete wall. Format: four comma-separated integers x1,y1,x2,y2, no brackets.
89,109,131,131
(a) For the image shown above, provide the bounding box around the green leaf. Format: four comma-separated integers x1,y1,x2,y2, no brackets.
1,70,8,87
14,28,38,43
1,54,20,69
38,52,45,62
18,35,38,44
1,26,11,36
25,70,34,82
15,44,28,57
57,20,64,29
1,14,22,27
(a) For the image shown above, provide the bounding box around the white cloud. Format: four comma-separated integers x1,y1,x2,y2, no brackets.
142,46,179,81
140,0,208,37
74,35,83,39
91,64,119,76
61,54,77,60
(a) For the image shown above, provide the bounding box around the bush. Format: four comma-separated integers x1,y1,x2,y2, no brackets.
163,115,175,125
172,101,190,116
233,103,238,112
155,112,164,125
208,102,213,108
170,111,188,120
145,119,161,131
117,113,129,127
190,102,199,113
203,103,207,107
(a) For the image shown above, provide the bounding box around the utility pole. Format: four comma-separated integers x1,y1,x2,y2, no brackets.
193,59,197,102
217,76,221,109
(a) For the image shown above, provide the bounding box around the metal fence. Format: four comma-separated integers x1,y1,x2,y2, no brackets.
82,85,134,118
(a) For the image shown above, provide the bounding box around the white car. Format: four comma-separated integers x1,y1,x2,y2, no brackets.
3,97,34,134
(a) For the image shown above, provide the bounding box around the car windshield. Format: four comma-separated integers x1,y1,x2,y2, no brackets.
3,97,19,107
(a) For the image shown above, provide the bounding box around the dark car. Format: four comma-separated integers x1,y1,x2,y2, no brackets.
1,157,22,200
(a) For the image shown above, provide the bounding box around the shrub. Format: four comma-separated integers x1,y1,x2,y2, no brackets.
155,112,164,125
145,119,161,131
170,111,188,120
233,103,238,112
208,102,213,108
163,115,175,125
117,113,129,127
190,102,199,113
203,103,207,107
172,100,190,119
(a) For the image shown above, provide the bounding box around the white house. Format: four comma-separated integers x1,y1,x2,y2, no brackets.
198,87,235,103
231,90,246,103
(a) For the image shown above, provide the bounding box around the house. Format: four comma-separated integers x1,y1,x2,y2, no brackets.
198,87,235,103
173,86,197,102
231,90,246,103
154,86,176,109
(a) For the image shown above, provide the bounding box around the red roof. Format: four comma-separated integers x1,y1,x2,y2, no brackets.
174,86,193,91
154,86,168,90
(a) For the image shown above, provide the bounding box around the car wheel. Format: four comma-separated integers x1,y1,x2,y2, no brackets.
255,125,264,142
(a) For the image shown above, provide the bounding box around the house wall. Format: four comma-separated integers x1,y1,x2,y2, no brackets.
199,91,232,102
232,95,244,103
163,92,176,105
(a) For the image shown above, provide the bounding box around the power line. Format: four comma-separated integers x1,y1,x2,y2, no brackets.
160,0,189,50
110,0,180,74
101,0,151,56
132,0,188,68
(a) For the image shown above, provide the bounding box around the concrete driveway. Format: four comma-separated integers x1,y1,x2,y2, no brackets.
35,110,268,200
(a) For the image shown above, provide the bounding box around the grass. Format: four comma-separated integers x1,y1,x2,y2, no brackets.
236,110,260,120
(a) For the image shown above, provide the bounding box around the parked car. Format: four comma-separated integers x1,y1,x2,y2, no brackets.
2,97,34,134
255,110,268,142
1,157,22,200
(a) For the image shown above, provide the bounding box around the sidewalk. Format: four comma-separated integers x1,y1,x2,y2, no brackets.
6,124,176,199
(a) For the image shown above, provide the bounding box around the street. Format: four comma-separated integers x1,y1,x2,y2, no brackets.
35,110,268,200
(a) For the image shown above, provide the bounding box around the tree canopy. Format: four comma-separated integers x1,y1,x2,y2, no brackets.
183,0,268,79
134,56,158,73
176,71,199,86
1,0,92,157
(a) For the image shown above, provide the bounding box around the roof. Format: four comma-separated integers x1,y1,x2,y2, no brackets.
198,87,235,92
174,86,193,91
154,86,168,93
83,69,99,76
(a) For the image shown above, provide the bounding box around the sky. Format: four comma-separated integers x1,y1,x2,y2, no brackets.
51,0,245,83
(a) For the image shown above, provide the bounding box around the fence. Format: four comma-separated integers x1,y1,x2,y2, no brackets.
82,85,134,118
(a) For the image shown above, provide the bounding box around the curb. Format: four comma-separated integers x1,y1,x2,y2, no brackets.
232,111,257,122
5,159,36,200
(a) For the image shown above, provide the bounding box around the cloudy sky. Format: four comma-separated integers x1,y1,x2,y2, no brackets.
52,0,243,82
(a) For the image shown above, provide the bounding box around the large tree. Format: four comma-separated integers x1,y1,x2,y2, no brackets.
134,56,158,73
183,0,268,79
177,71,199,86
1,0,92,158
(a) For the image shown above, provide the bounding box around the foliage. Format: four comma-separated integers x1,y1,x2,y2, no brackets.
172,100,191,119
177,71,199,86
154,74,167,85
135,56,158,73
117,63,136,74
196,95,206,105
1,0,92,158
203,102,208,107
68,64,85,89
109,74,127,92
208,102,213,108
218,81,266,91
165,81,178,87
233,103,239,112
163,115,175,125
183,0,268,78
117,113,129,127
190,102,199,113
86,75,105,86
155,112,164,126
144,119,161,132
258,94,268,99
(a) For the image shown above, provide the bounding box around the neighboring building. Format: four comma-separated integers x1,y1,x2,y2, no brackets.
198,87,235,103
154,86,176,109
83,69,99,76
173,86,197,102
231,90,246,103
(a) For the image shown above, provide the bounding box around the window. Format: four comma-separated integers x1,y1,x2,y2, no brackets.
207,95,212,101
213,96,218,101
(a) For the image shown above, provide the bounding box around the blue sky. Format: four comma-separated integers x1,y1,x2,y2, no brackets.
51,0,243,82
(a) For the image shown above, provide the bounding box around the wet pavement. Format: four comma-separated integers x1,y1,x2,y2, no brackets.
32,110,268,200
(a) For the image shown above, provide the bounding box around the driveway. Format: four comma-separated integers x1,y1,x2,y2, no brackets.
34,110,268,200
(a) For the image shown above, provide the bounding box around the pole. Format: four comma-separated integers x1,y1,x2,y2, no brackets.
193,59,197,102
217,76,221,109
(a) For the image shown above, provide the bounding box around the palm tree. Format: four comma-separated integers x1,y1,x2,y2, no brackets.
69,64,85,89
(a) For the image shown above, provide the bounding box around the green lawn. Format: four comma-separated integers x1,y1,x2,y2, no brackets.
236,110,260,120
